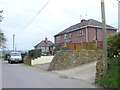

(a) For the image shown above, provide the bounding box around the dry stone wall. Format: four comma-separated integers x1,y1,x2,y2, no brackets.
48,50,103,71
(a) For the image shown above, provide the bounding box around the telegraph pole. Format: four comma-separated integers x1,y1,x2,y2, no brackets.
13,34,15,51
101,0,107,75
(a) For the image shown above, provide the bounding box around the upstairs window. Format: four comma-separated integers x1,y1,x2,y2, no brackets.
80,30,82,36
82,30,84,35
77,30,84,36
56,36,60,41
77,31,80,36
69,33,72,39
64,34,67,39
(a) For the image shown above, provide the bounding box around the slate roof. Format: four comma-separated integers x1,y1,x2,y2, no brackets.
54,19,117,37
35,40,53,48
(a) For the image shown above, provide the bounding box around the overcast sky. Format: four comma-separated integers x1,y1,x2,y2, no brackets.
0,0,118,51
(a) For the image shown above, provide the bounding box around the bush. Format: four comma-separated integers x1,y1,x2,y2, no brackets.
28,49,42,59
61,47,68,51
24,49,41,65
53,46,60,54
21,52,27,59
24,56,31,66
4,54,10,60
96,57,120,88
107,32,120,58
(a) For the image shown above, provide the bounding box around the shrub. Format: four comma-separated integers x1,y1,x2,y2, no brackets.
24,49,41,65
54,46,60,54
96,57,120,88
61,47,68,51
4,54,10,60
21,52,27,59
28,49,42,59
107,32,120,58
24,56,31,66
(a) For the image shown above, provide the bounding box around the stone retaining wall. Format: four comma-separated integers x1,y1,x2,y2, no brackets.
48,50,103,71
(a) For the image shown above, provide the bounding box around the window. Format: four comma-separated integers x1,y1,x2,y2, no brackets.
82,30,84,35
64,34,67,39
77,30,84,36
10,52,21,56
77,31,80,36
56,36,60,41
80,30,82,36
69,33,72,38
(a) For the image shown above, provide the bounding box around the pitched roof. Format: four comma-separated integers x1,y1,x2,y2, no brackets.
35,40,53,47
54,19,117,37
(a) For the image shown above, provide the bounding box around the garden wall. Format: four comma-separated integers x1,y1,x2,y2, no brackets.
48,50,103,71
31,56,54,65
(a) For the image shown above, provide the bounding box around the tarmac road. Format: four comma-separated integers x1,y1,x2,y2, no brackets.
2,60,97,88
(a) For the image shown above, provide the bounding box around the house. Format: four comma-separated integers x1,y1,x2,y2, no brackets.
54,19,117,49
34,38,53,55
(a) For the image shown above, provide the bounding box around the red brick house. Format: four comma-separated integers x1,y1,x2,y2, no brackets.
34,38,53,55
54,19,117,49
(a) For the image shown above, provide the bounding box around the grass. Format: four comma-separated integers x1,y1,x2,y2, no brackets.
23,56,32,66
96,57,120,88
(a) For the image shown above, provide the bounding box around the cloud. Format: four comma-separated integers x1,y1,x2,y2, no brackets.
0,0,118,50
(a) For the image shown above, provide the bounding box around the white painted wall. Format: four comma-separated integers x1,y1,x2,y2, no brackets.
31,56,54,65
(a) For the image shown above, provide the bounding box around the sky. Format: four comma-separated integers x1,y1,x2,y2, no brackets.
0,0,118,51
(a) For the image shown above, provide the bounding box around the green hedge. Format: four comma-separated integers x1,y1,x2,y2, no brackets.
24,49,42,66
28,49,42,59
21,52,27,59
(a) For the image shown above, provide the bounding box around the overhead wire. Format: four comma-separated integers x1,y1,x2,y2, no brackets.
15,0,51,36
6,0,51,50
23,0,50,28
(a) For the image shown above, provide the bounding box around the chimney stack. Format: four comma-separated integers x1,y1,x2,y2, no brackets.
45,37,48,42
81,19,86,22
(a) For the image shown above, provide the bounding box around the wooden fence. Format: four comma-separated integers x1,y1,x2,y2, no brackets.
66,41,103,50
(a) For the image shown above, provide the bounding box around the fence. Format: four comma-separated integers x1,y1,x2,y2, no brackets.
66,41,103,50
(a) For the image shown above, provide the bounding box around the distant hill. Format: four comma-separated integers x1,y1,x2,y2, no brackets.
0,50,28,57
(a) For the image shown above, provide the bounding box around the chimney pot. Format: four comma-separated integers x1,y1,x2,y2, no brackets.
45,38,48,42
81,19,86,22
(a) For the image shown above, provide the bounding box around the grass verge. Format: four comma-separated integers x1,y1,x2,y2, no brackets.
96,57,120,88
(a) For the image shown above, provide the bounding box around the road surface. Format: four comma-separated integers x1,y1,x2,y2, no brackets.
2,60,97,88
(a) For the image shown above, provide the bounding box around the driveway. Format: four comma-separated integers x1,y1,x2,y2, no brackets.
33,61,97,86
53,61,97,85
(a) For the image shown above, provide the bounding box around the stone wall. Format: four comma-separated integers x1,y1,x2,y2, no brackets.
48,50,103,71
95,52,107,83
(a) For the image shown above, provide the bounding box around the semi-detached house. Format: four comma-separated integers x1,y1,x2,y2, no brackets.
54,19,117,47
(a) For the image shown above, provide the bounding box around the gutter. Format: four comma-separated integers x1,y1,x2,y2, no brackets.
54,25,117,37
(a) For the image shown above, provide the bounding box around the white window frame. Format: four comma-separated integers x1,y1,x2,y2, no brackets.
80,30,82,36
64,34,67,39
77,31,80,36
82,30,84,35
69,33,72,38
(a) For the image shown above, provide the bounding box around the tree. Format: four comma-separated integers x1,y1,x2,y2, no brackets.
0,10,6,49
0,29,6,49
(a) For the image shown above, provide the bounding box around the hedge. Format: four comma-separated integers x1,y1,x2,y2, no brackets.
28,49,42,59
